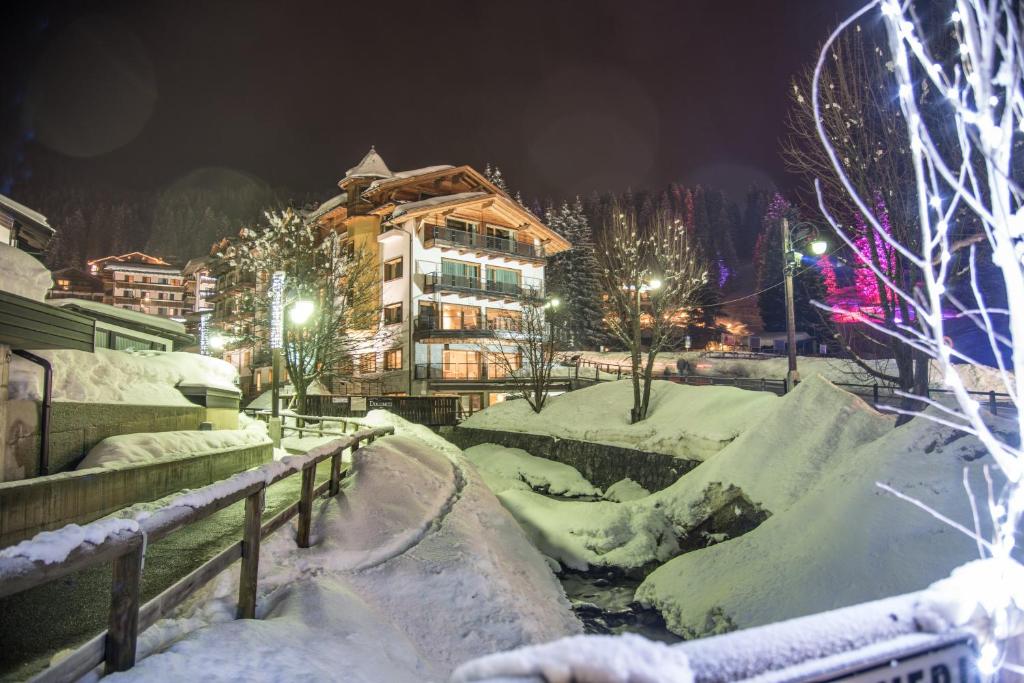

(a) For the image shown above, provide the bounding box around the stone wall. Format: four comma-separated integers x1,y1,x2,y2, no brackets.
4,401,205,480
0,441,272,547
446,426,700,492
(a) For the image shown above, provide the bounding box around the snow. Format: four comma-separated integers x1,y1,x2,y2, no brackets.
912,558,1024,638
604,478,651,502
106,433,579,681
463,379,777,460
464,443,601,498
77,427,271,470
365,165,455,192
390,191,490,218
572,350,1012,394
52,298,188,335
0,518,139,565
0,242,52,300
451,633,693,683
351,409,464,459
9,348,239,405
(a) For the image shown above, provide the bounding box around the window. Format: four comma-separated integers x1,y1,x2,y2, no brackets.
384,348,403,371
441,259,479,288
441,303,480,330
487,351,521,378
56,279,70,289
486,266,521,294
359,353,377,374
486,308,522,331
383,303,403,325
445,218,475,233
384,257,403,281
443,350,480,379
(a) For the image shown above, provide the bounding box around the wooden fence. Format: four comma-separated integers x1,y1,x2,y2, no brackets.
303,395,460,426
0,425,394,682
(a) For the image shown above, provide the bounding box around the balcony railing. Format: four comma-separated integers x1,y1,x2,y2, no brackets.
414,362,521,381
422,272,544,300
413,312,525,336
424,225,544,259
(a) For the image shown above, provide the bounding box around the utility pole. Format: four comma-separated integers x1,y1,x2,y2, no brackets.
782,217,799,393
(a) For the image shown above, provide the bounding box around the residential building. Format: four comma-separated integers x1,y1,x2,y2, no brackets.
0,194,54,255
308,148,571,413
87,252,187,320
48,267,105,302
206,236,262,395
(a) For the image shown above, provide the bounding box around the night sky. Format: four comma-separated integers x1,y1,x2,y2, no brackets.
2,0,868,203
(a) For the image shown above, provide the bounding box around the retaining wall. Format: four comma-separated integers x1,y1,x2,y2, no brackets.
446,426,700,492
4,401,205,480
0,441,272,547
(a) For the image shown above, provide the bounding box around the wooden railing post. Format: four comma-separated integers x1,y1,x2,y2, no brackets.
990,390,997,415
237,488,265,619
873,383,879,405
105,540,145,674
329,447,343,497
297,464,316,548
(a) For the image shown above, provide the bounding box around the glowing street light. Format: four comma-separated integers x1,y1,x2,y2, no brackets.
810,239,828,256
782,219,828,391
208,333,229,351
647,278,663,291
289,299,315,325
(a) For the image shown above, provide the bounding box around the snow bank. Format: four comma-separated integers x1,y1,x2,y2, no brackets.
464,443,601,497
463,380,777,460
112,435,580,681
9,348,238,405
635,382,1005,637
353,409,464,458
77,427,271,470
452,633,693,683
604,478,650,502
0,243,52,301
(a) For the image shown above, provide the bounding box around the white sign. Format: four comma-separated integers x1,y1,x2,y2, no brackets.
789,636,980,683
350,397,367,412
270,271,286,349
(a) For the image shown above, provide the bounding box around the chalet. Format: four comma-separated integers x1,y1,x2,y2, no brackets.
87,252,187,320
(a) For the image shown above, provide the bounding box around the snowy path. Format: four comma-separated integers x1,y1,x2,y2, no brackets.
0,458,334,680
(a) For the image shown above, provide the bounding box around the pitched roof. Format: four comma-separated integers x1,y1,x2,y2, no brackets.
344,146,393,180
0,194,52,234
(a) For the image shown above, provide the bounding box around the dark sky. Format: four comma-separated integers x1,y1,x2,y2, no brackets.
1,0,867,204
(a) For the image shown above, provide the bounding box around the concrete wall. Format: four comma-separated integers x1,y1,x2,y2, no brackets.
0,441,272,547
4,401,205,480
447,426,700,492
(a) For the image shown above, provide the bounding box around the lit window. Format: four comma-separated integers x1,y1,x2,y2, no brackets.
384,348,403,371
384,303,403,325
383,257,403,281
359,353,377,374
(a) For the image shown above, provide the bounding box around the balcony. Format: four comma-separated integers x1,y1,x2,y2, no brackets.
424,225,544,260
414,362,520,382
422,272,544,300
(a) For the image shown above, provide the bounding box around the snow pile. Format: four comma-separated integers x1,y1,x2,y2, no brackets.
353,409,463,458
110,435,580,681
464,444,601,497
0,243,52,300
913,558,1024,638
463,380,777,460
634,379,1005,637
0,518,139,565
451,633,693,683
604,478,651,502
77,428,271,470
9,348,238,405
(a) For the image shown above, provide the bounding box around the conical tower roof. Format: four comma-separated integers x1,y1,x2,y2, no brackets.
345,146,393,180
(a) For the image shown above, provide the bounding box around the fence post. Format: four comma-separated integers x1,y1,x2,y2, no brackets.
329,446,343,497
297,464,316,549
617,365,622,379
237,488,265,619
104,540,145,674
595,366,599,381
761,378,766,392
873,383,879,405
990,390,997,415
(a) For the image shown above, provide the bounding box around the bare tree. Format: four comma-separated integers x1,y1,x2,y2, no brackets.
598,204,709,423
484,303,562,413
223,208,380,410
814,0,1023,671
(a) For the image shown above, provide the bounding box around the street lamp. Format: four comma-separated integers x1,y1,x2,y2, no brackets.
781,218,827,392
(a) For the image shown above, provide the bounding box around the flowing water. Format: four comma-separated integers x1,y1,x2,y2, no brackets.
558,569,682,643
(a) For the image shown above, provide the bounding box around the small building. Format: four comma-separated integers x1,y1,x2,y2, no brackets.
51,298,193,351
87,252,187,320
49,267,106,302
0,194,55,255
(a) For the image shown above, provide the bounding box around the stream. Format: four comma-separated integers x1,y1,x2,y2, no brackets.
558,569,682,643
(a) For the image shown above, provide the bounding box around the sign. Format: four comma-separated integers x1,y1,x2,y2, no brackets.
368,397,394,410
269,271,286,349
331,397,349,405
350,396,367,412
790,635,981,683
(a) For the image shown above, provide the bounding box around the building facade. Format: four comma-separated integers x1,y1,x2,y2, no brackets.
309,149,570,412
87,252,187,320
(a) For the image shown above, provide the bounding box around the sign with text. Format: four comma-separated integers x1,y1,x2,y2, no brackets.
792,636,981,683
368,397,394,410
350,397,367,412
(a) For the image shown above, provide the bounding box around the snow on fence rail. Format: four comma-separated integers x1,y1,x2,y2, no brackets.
0,425,395,682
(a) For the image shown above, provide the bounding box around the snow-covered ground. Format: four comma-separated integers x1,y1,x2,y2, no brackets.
464,443,601,497
101,422,580,681
9,348,238,405
462,380,777,460
572,350,1011,393
468,375,1006,639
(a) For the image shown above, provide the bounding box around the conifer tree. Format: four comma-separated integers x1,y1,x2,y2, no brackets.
484,163,509,194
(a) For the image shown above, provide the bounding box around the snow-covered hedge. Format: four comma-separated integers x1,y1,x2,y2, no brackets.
77,420,270,470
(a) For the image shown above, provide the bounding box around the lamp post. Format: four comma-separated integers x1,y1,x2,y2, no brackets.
781,218,827,393
268,270,314,443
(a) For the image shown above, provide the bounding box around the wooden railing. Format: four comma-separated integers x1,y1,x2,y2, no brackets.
0,426,394,682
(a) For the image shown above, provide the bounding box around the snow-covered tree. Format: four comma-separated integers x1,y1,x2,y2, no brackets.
484,303,562,414
484,163,510,194
223,208,379,410
814,0,1024,670
545,198,605,349
598,203,708,423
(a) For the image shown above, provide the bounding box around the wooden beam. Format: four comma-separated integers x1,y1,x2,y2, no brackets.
104,542,144,674
237,489,265,619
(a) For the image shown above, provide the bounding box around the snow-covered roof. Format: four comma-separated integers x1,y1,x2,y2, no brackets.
365,165,455,193
306,192,348,219
390,192,490,219
345,146,393,180
0,193,53,234
51,298,189,337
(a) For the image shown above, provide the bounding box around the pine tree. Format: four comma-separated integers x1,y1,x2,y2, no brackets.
545,199,605,349
484,163,509,194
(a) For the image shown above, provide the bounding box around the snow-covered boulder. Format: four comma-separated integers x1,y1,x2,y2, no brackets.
0,243,52,301
464,443,601,497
